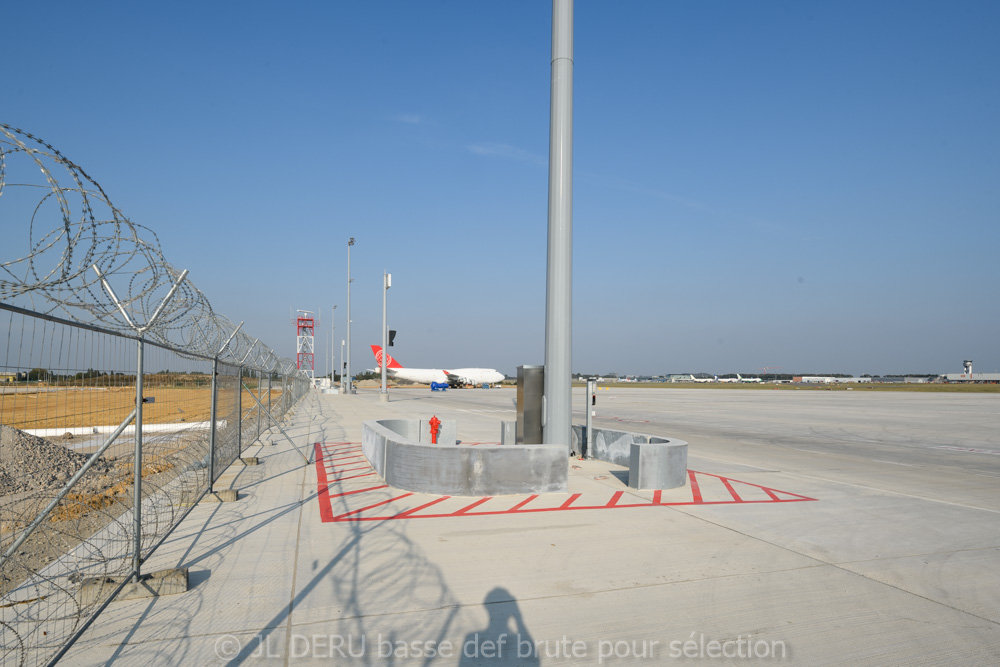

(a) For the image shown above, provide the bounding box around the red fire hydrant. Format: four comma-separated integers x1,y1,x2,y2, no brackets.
429,415,441,444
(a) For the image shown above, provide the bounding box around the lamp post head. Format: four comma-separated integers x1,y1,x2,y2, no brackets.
348,237,355,246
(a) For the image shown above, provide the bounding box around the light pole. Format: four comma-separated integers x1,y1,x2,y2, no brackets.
380,272,391,401
346,237,355,394
341,340,345,392
331,304,337,389
544,0,574,446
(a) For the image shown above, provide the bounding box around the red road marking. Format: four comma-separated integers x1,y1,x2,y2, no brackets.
327,464,373,474
332,493,414,521
327,485,388,499
314,442,335,522
694,471,816,502
329,472,378,483
719,476,744,503
560,493,582,509
688,470,703,503
329,453,367,462
325,445,360,453
313,442,817,523
392,496,452,518
509,495,538,511
454,497,493,515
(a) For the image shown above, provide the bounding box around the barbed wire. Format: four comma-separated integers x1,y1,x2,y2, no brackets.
0,124,297,375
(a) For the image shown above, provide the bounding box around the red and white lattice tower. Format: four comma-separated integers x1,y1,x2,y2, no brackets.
295,310,315,382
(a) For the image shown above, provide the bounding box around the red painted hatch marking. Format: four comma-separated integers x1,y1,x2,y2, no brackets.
314,442,816,523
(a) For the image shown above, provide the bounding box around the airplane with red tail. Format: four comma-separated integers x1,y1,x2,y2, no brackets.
370,345,505,387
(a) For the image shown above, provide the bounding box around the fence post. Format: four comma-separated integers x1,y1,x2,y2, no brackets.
208,357,219,490
210,322,243,491
237,366,243,455
132,336,145,581
256,369,262,443
93,264,189,584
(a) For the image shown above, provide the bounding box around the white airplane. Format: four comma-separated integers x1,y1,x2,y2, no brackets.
370,345,505,387
717,375,740,383
738,374,763,383
689,375,714,383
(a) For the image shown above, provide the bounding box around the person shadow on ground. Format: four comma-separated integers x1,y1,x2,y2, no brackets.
459,587,540,666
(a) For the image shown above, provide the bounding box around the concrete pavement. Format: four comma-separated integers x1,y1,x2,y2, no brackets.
61,387,1000,665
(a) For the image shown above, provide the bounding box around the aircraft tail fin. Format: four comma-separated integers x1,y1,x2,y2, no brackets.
371,344,403,369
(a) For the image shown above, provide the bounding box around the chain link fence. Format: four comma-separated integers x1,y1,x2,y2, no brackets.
0,124,311,665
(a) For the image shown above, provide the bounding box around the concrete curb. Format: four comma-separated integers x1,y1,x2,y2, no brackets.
362,419,568,496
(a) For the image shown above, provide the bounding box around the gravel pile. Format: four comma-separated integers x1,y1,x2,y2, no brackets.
0,424,115,496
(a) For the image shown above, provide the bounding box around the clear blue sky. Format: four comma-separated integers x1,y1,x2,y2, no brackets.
4,1,998,377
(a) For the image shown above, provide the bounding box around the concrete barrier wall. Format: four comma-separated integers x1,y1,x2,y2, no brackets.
363,420,568,496
572,425,687,486
572,425,651,467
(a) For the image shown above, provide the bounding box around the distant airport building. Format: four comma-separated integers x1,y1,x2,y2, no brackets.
939,359,1000,383
941,372,1000,383
793,376,871,384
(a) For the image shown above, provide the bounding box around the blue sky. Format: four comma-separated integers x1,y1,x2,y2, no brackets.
3,1,998,377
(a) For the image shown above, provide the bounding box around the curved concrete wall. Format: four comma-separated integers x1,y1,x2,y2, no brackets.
363,420,568,496
571,425,670,467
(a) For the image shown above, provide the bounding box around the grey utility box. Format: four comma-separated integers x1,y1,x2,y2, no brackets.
516,365,544,444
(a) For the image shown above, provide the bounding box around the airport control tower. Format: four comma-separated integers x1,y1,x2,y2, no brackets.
296,310,315,383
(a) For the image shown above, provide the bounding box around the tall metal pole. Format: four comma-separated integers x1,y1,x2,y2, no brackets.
380,272,390,401
544,0,574,447
346,237,355,394
331,305,336,388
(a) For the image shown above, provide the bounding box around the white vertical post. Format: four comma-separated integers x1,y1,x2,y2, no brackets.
544,0,574,447
380,272,391,401
346,238,355,394
585,377,596,458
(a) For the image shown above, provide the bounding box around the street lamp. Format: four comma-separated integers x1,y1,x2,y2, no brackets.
346,237,355,394
331,304,336,389
380,272,391,401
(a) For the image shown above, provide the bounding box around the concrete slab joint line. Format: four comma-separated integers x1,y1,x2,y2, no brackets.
361,419,569,496
314,442,817,523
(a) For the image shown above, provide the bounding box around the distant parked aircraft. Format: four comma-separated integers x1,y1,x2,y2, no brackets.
738,374,763,383
370,345,505,387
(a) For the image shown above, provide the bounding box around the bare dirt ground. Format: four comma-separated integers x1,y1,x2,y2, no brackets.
0,385,282,430
0,382,282,598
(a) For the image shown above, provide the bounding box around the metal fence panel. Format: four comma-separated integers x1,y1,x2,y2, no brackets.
1,124,310,665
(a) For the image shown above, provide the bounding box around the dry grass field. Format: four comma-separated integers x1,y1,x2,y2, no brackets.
0,384,282,430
